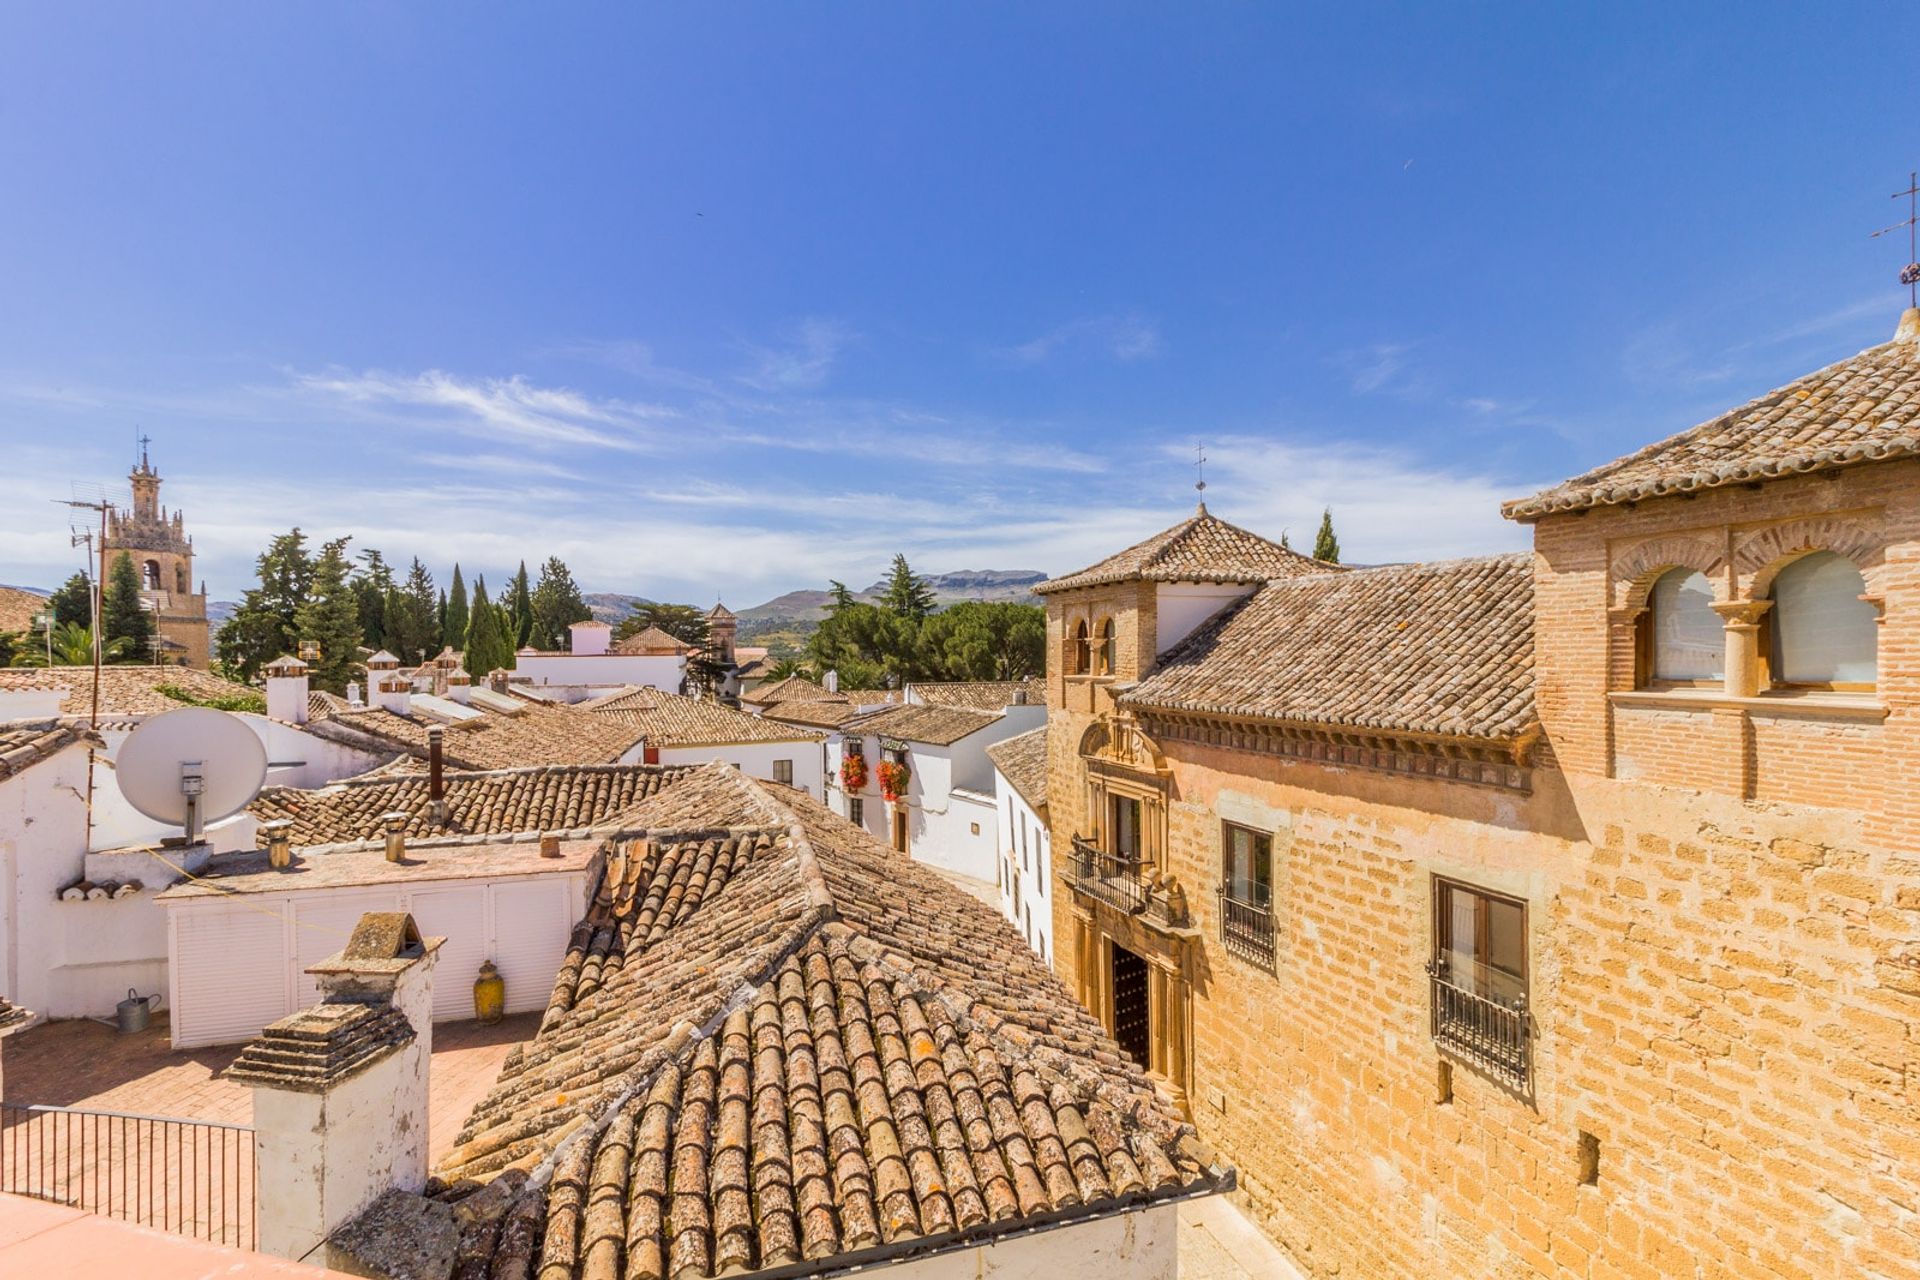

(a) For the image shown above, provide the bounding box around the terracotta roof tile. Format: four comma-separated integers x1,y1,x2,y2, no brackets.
584,687,824,748
986,727,1048,811
248,763,689,845
848,703,1002,747
0,666,259,717
1506,310,1920,519
432,769,1218,1278
0,720,99,779
309,700,647,771
910,679,1043,710
760,700,870,730
1124,555,1536,742
613,627,694,656
1038,505,1332,594
740,676,841,707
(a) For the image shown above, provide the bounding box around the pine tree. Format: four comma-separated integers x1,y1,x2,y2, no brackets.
1312,508,1340,564
352,549,396,651
47,573,92,631
393,559,439,664
102,552,154,663
217,529,315,681
507,561,535,648
879,554,936,620
826,580,856,614
530,557,590,650
444,565,469,651
293,538,364,694
464,575,509,677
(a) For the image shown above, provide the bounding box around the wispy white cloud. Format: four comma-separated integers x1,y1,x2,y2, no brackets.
290,368,673,450
738,318,853,390
1000,313,1163,366
1336,340,1423,396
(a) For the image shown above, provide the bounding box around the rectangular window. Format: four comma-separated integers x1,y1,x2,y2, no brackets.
773,759,793,786
848,798,864,827
1218,823,1275,966
1109,795,1142,861
1429,878,1530,1090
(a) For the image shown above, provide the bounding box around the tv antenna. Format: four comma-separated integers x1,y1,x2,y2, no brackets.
1871,170,1920,308
116,708,268,845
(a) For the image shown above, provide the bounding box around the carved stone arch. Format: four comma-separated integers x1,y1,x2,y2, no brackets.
1613,536,1726,611
1734,517,1885,598
1079,714,1168,773
1078,721,1112,760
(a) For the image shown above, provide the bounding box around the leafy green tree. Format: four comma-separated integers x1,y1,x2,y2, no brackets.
293,538,364,694
464,575,511,677
443,565,469,651
216,528,315,681
390,558,440,664
806,599,918,685
879,554,936,620
506,561,535,648
12,622,127,667
353,549,396,651
920,601,1046,679
47,573,92,631
103,552,156,663
1313,508,1340,564
530,557,590,650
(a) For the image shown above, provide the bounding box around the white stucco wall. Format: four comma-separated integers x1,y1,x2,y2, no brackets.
514,652,685,691
874,1203,1178,1279
994,768,1053,963
1155,581,1257,657
658,740,825,799
0,745,92,1014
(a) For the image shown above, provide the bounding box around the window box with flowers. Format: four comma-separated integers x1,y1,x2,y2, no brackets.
840,753,869,792
877,759,911,803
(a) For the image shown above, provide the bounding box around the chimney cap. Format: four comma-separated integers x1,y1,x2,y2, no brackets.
367,650,401,669
264,655,309,675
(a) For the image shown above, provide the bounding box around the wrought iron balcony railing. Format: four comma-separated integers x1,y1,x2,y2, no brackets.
1068,835,1189,928
1216,886,1275,967
1427,961,1530,1091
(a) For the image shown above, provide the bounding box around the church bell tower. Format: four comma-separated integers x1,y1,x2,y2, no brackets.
102,436,210,668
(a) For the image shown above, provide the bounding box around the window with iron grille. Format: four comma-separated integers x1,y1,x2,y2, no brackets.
848,798,864,826
1217,823,1275,966
1428,878,1531,1090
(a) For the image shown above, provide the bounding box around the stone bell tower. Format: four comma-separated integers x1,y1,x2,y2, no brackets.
102,436,210,668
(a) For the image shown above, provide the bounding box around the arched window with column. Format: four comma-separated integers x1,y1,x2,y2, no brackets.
1639,568,1723,685
142,559,162,591
1765,551,1877,690
1095,617,1117,676
1068,619,1090,675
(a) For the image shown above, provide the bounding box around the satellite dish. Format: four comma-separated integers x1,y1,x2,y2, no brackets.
117,708,268,843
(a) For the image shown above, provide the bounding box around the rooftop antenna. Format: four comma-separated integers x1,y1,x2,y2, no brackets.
1871,170,1920,308
116,708,268,847
1194,442,1208,513
54,486,112,728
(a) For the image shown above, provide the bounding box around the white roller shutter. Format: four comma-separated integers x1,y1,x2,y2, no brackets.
490,880,576,1015
171,904,289,1048
406,885,489,1023
291,891,398,1010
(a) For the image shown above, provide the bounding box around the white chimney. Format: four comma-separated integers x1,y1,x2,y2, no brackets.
229,912,441,1266
264,655,310,725
568,620,610,656
372,674,411,717
824,668,839,694
445,666,472,705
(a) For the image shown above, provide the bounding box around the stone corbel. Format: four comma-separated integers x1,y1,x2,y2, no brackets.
1712,599,1772,698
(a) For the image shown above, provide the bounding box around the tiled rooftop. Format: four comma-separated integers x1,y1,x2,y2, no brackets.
1506,308,1920,519
0,666,258,718
248,763,688,845
848,702,1004,747
1125,555,1537,743
1038,504,1332,595
760,699,868,730
307,698,647,771
910,678,1044,710
986,726,1049,811
739,675,840,707
584,686,825,747
613,626,694,655
430,765,1219,1279
0,720,98,780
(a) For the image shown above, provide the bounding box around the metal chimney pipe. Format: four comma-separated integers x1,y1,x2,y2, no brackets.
261,819,294,870
428,726,446,822
380,811,409,863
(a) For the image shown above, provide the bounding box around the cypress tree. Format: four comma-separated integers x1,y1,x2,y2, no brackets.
1312,508,1340,564
464,575,508,678
508,561,535,648
444,565,469,650
103,552,155,662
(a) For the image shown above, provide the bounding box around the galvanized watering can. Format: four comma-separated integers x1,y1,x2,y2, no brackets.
116,989,159,1034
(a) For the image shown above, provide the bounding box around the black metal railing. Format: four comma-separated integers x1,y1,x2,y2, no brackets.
1217,887,1275,966
0,1103,256,1250
1068,836,1189,927
1427,963,1530,1091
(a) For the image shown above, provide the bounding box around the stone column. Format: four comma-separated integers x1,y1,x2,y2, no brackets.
228,912,442,1265
1713,600,1772,698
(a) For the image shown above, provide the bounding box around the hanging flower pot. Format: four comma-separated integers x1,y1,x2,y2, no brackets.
877,760,911,802
840,754,868,792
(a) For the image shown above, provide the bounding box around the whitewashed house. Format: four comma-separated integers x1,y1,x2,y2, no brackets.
987,725,1052,962
581,685,825,795
511,619,690,698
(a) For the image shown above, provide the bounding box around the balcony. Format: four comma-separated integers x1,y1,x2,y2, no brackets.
1216,887,1275,967
1068,835,1189,928
1427,961,1530,1091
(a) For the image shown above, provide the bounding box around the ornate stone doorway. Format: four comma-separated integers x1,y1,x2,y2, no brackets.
1111,943,1150,1067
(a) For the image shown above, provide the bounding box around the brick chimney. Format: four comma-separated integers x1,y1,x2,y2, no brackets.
228,912,442,1266
264,655,310,724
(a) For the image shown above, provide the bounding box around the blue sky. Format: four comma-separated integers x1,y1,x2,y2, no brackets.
2,5,1917,604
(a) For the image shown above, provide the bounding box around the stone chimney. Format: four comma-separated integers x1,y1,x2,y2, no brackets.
228,912,442,1266
264,655,311,724
568,620,610,656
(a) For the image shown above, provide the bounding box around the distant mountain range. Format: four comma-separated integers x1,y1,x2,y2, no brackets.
736,569,1047,633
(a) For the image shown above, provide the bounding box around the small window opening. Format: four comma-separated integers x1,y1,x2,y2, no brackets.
1577,1131,1600,1186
